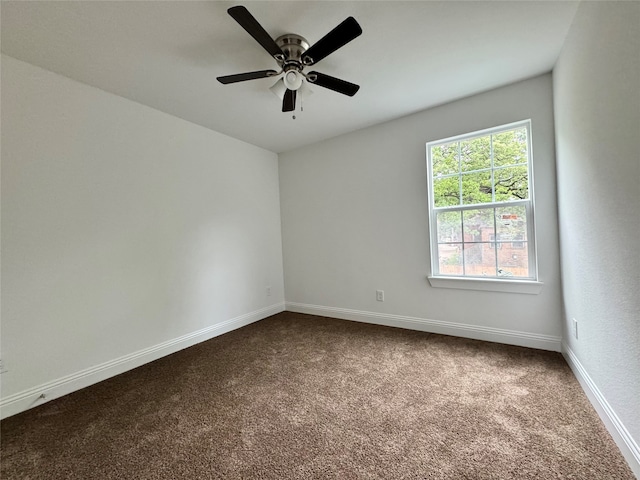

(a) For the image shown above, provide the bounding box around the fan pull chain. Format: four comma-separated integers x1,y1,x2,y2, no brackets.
292,97,305,119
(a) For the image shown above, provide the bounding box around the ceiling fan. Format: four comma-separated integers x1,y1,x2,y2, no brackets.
217,6,362,113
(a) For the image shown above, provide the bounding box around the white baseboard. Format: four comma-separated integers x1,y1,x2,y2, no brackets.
0,302,285,420
562,342,640,478
285,302,561,352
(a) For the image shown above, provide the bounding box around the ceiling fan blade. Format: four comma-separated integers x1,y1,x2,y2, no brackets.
301,17,362,66
283,89,296,112
217,70,279,84
227,6,284,60
307,71,360,96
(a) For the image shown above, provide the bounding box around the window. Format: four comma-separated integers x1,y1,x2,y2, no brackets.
426,120,537,282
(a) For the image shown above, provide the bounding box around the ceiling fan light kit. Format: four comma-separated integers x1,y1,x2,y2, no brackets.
217,6,362,114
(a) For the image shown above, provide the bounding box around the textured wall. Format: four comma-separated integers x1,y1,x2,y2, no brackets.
280,75,562,341
1,55,285,398
553,0,640,446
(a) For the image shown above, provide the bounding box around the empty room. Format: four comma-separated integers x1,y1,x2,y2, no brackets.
1,1,638,478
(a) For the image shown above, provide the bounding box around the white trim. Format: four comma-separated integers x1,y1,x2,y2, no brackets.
0,302,285,420
428,276,544,294
562,342,640,478
286,302,560,352
427,119,536,147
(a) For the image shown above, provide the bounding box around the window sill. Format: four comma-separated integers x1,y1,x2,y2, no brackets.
427,276,544,294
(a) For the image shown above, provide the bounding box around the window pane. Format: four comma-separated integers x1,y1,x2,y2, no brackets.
463,243,497,277
494,165,528,201
437,211,462,243
461,171,492,205
463,208,495,243
493,127,528,167
461,135,491,172
433,176,460,207
427,122,536,282
431,142,459,176
498,242,529,278
496,205,527,242
437,243,463,275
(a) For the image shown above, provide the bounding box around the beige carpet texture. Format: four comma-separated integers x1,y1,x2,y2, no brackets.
1,312,635,479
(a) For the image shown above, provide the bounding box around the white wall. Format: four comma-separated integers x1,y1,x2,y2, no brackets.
0,55,285,414
279,74,563,349
553,0,640,471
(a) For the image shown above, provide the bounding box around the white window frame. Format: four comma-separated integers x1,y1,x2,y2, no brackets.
426,120,543,294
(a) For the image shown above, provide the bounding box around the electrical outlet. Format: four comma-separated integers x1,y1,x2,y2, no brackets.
376,290,384,302
266,286,271,297
572,318,578,339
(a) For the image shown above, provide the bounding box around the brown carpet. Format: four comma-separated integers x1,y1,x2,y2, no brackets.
1,312,635,479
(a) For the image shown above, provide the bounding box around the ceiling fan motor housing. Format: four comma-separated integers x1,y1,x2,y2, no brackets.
276,34,309,91
275,34,309,65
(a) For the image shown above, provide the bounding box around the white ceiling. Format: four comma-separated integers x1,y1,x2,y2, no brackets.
1,1,579,153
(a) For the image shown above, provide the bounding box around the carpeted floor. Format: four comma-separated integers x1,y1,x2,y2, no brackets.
1,312,635,479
